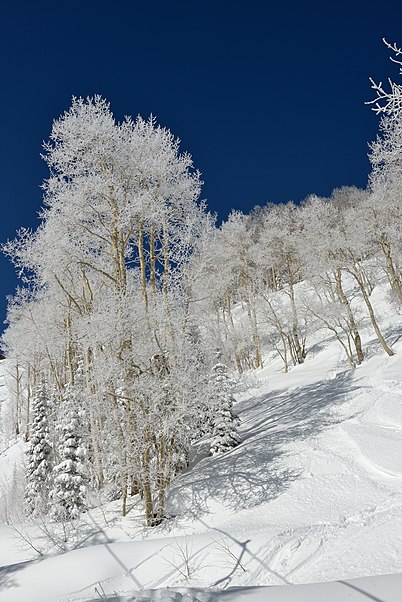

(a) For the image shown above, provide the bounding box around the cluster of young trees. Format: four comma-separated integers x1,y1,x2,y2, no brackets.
189,177,401,375
26,379,87,521
1,42,401,526
180,42,402,375
1,97,241,525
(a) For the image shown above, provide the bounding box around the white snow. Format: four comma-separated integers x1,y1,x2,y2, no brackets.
1,282,402,601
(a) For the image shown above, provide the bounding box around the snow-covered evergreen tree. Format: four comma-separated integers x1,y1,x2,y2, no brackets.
50,395,87,521
26,379,52,515
209,363,241,455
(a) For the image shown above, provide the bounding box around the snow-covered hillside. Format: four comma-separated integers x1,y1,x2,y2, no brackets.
1,281,402,602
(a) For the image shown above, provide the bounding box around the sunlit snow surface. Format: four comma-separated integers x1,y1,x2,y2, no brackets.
1,287,402,601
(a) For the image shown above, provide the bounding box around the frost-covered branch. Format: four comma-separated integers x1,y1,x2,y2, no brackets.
367,38,402,114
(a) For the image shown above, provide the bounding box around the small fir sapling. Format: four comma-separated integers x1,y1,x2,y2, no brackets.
50,391,87,521
209,363,241,455
26,379,53,515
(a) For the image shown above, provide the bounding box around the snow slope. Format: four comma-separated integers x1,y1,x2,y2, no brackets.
1,292,402,601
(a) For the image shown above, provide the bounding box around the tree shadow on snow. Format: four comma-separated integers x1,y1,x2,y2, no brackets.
169,369,364,519
362,320,402,359
388,321,402,346
0,559,31,593
73,528,115,550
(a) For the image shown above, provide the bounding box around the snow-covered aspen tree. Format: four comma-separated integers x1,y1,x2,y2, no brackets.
333,191,394,357
255,203,307,366
367,110,402,305
300,193,365,366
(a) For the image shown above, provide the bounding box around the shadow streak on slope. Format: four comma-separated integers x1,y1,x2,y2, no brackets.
0,559,31,593
169,369,364,518
338,580,386,602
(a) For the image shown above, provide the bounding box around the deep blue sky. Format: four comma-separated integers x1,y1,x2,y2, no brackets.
1,0,402,333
